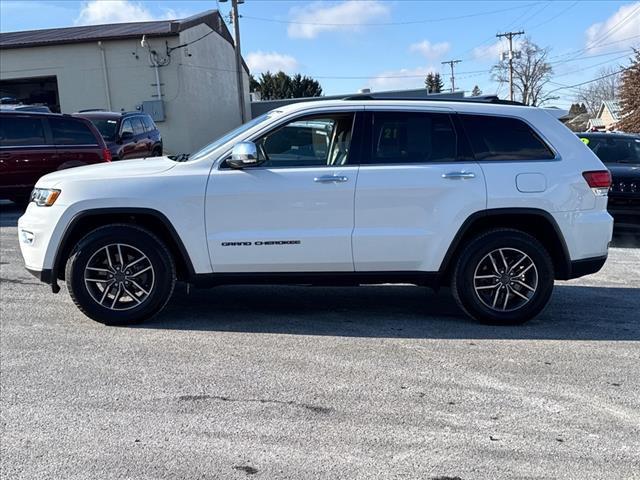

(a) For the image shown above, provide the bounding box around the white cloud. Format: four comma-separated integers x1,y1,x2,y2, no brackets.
473,39,523,61
287,0,390,39
74,0,184,26
368,65,438,92
585,2,640,53
409,40,451,60
246,51,299,74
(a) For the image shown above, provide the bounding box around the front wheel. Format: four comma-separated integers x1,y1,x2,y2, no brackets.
452,229,554,325
65,225,176,325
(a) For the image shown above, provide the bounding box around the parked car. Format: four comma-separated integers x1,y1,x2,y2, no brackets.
0,111,111,205
73,111,162,160
577,132,640,233
0,104,52,113
19,97,612,326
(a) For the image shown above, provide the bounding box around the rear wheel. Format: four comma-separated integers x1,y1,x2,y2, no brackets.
65,224,175,325
452,229,554,325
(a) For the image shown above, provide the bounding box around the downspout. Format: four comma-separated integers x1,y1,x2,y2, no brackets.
97,41,112,110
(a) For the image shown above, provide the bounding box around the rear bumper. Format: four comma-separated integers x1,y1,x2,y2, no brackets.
567,255,607,279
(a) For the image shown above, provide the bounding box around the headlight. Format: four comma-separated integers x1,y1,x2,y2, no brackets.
30,188,61,207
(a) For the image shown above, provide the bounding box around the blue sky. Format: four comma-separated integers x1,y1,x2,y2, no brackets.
1,0,639,107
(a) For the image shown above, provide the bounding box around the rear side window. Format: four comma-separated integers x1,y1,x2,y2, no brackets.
132,117,145,135
50,118,97,145
142,116,156,132
460,114,555,161
121,119,134,136
365,111,457,164
0,116,46,147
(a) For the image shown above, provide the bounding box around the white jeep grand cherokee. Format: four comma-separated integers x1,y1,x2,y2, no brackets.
18,97,613,325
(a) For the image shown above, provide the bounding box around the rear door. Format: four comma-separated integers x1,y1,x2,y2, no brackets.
49,116,102,166
352,108,486,272
0,114,53,194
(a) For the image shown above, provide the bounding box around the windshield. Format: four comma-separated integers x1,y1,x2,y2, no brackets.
580,135,640,164
189,112,279,161
89,118,119,142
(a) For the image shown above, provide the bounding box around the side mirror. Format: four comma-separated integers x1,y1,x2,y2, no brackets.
120,131,134,143
227,141,262,169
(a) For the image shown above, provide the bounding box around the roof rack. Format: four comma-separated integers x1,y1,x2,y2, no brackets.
342,94,524,106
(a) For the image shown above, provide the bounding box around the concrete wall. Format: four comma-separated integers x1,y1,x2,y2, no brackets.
0,24,250,155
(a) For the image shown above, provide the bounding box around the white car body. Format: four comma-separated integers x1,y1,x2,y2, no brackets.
18,98,613,323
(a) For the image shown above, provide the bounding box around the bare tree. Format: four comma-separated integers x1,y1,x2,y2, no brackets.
617,49,640,133
574,66,621,116
491,37,557,106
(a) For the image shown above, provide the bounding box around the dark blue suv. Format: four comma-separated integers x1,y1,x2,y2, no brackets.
73,111,163,160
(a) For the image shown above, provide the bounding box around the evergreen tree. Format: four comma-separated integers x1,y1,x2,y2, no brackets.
251,71,323,100
471,85,482,96
617,49,640,133
425,72,444,93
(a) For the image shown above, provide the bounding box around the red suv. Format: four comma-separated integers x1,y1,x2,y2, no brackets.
0,112,111,205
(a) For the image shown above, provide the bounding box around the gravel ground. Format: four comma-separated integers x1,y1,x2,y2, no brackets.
1,202,639,480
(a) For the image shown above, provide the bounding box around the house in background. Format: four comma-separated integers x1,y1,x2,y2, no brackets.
0,11,250,155
587,100,621,131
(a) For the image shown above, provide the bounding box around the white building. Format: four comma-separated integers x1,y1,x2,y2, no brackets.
0,11,250,155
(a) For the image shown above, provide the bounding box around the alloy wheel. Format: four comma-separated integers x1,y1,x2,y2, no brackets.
473,248,538,312
83,243,155,311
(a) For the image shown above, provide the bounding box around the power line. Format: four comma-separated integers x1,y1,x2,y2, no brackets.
547,67,630,94
496,31,525,101
441,59,462,92
241,2,539,26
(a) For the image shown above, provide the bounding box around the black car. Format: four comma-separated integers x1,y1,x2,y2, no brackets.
73,111,162,160
578,132,640,233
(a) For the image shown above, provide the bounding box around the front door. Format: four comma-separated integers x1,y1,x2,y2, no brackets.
206,110,363,272
353,109,487,272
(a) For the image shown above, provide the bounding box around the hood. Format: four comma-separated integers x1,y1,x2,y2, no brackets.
36,156,177,188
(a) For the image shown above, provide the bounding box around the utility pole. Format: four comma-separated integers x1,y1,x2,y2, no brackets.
441,59,461,93
496,30,524,102
224,0,247,122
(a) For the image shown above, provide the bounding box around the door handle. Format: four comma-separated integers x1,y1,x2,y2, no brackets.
314,175,349,183
442,171,476,180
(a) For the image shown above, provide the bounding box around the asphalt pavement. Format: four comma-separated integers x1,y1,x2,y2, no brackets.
1,201,639,479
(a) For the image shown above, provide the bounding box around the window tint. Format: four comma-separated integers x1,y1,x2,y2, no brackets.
89,118,118,142
579,136,640,164
460,114,554,161
121,119,134,136
50,118,97,145
255,113,354,168
366,111,457,164
132,117,145,135
142,115,156,132
0,116,46,147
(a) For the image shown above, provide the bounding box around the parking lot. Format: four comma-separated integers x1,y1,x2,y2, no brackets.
1,201,639,479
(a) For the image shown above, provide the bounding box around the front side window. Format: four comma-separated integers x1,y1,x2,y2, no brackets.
579,136,640,164
0,116,46,146
120,119,134,137
460,114,555,161
255,113,355,168
50,118,97,145
365,111,457,165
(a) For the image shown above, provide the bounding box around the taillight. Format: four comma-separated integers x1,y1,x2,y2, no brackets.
103,148,112,162
583,170,611,196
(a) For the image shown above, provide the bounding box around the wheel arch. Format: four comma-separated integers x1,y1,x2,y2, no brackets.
439,208,571,281
53,208,195,285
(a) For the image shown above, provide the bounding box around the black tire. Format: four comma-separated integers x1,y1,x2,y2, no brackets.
65,224,176,325
451,228,554,325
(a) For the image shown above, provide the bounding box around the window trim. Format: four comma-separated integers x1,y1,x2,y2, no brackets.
456,112,560,163
360,110,464,167
218,110,364,170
